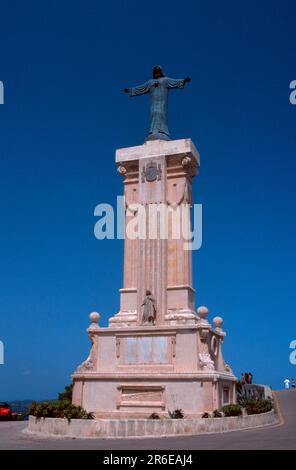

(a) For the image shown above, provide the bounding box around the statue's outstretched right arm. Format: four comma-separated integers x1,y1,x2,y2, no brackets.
122,81,150,97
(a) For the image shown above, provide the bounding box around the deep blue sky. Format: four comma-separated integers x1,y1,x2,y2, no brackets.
0,0,295,400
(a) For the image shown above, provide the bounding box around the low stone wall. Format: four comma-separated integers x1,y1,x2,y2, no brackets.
27,411,279,439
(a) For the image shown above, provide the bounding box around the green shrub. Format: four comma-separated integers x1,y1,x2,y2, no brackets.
244,398,273,415
222,404,242,417
58,384,73,402
29,383,94,421
29,400,94,421
149,412,160,419
236,380,243,395
168,409,184,419
237,397,248,407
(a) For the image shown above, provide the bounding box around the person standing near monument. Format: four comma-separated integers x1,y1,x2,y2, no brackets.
123,65,191,142
291,378,296,389
284,378,290,389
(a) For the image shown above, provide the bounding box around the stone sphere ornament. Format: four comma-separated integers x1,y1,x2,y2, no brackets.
197,306,209,319
89,311,100,324
213,316,223,329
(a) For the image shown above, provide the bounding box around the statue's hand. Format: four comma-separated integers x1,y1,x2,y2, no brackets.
122,88,130,93
184,77,191,83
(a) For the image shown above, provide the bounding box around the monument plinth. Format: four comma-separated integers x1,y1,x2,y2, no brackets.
72,139,237,418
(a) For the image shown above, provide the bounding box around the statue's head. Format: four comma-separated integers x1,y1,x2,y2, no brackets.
146,289,152,295
153,65,165,79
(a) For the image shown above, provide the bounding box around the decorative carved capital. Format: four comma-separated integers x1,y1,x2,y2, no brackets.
181,154,197,177
117,165,127,176
182,156,192,167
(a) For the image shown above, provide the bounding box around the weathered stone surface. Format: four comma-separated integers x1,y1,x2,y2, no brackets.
28,411,279,438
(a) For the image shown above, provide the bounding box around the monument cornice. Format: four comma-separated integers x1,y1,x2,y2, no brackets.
72,371,237,382
87,324,201,335
116,138,200,165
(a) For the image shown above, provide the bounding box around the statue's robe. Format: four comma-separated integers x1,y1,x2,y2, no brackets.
142,294,156,324
129,77,186,141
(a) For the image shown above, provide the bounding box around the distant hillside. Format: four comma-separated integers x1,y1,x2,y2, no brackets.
8,400,33,414
8,399,54,415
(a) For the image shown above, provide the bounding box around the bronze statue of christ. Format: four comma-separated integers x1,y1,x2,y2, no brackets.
123,65,191,142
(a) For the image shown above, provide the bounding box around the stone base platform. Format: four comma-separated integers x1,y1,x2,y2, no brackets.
72,317,237,418
27,411,279,439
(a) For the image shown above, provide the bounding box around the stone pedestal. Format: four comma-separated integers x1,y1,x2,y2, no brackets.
110,139,199,327
72,139,237,418
72,312,236,418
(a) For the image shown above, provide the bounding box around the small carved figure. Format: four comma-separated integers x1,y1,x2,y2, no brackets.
142,290,156,325
199,353,215,371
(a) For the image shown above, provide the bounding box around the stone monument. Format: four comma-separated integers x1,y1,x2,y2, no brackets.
72,67,236,417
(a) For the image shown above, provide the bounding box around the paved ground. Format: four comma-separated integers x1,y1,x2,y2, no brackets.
0,390,295,450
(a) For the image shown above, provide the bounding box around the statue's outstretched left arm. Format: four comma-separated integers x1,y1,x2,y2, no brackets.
166,77,191,89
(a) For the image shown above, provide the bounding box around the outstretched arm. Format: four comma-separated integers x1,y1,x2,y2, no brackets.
166,77,191,89
122,81,150,97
